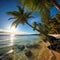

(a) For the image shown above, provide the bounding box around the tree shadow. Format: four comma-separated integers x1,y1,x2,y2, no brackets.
48,44,60,53
43,35,60,53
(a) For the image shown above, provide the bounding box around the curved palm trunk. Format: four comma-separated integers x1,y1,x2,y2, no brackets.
26,21,59,54
26,22,58,49
26,22,49,37
26,22,40,31
51,0,60,11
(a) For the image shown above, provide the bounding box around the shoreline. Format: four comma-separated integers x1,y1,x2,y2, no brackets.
0,41,60,60
0,34,60,60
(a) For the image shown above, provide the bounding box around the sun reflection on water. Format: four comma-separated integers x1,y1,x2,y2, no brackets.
10,34,15,46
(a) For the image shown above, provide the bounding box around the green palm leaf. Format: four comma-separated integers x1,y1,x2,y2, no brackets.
11,19,19,28
7,5,34,28
8,17,16,20
17,5,24,14
7,11,20,18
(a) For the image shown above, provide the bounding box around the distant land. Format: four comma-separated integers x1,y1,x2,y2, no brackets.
0,30,40,36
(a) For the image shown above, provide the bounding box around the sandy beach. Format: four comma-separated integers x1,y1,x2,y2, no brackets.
33,34,60,60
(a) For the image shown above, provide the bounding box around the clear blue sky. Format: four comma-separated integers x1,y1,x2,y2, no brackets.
0,0,60,34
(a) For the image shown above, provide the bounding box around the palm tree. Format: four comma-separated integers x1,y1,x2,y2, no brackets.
7,5,51,37
7,5,58,47
19,0,60,11
50,0,60,11
20,0,52,24
48,13,60,34
19,0,60,26
7,5,41,32
18,0,60,53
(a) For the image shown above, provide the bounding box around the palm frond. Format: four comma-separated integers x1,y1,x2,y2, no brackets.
8,17,16,20
17,5,24,14
28,16,35,19
33,22,37,30
11,19,19,28
7,5,34,28
28,11,33,16
55,13,60,23
7,11,20,17
19,0,53,10
38,23,42,29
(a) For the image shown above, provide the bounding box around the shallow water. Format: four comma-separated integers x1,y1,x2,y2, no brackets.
0,35,40,48
0,35,40,60
0,34,40,57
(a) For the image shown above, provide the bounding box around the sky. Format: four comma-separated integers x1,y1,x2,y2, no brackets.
0,0,60,34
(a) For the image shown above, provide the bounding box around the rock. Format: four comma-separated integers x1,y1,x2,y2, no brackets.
47,35,58,44
25,50,32,58
26,44,40,49
17,45,25,51
26,44,33,49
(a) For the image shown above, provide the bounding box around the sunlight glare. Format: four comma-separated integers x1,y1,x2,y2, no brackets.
10,26,15,32
10,34,15,46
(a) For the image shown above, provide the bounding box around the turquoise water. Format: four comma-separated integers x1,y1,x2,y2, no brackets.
0,35,40,48
0,35,40,59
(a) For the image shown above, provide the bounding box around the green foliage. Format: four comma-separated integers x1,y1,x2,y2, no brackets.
55,13,60,23
7,11,20,18
38,23,50,34
19,0,53,10
17,5,24,14
48,14,60,34
41,9,50,24
24,11,34,19
7,5,34,28
19,0,53,25
33,22,37,30
7,1,60,34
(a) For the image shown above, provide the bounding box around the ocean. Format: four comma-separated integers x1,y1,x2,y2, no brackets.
0,34,40,58
0,35,40,48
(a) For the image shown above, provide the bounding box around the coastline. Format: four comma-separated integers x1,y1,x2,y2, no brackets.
0,34,60,60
